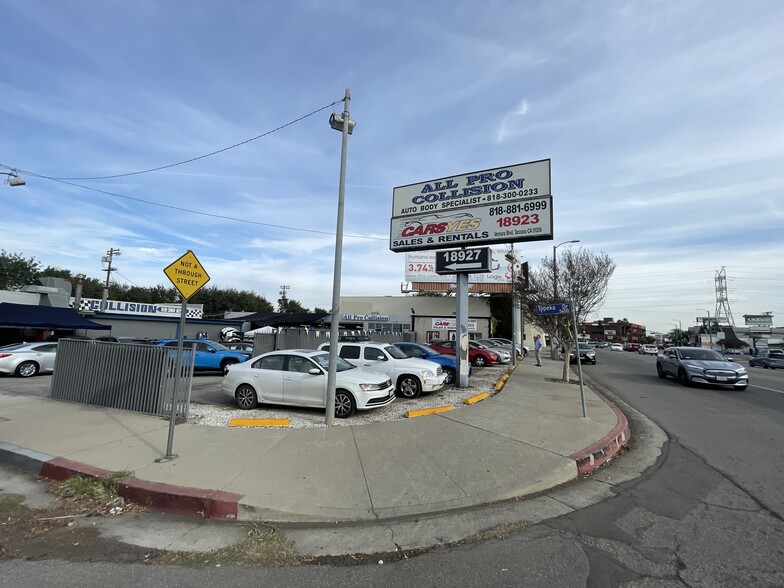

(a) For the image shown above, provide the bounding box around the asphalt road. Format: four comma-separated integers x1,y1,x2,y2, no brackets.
588,347,784,517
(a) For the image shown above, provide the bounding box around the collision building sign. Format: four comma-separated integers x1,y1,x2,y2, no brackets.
390,159,553,252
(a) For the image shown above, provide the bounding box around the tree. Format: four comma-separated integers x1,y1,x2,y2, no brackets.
0,250,42,290
524,247,616,381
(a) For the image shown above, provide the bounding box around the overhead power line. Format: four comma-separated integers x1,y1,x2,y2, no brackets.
12,172,386,241
14,98,344,181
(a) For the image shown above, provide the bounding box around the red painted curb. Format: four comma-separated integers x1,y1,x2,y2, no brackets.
39,457,242,520
568,395,631,475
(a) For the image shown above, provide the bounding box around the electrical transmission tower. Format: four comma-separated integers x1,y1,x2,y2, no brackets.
714,266,735,326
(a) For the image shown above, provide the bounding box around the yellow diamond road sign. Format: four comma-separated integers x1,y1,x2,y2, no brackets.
164,250,210,300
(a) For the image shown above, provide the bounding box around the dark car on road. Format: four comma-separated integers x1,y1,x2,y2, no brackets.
656,347,748,390
569,342,597,364
749,350,784,370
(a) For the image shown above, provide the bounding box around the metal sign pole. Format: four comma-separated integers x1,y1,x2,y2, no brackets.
455,272,470,388
164,297,188,459
571,302,588,418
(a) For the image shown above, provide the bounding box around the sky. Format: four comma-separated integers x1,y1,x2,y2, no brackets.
1,0,782,334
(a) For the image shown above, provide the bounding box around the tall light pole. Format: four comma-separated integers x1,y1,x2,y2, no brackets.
697,308,713,348
552,240,579,357
325,89,355,426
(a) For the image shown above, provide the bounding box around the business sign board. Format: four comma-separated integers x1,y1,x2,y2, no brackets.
390,160,552,252
390,198,553,252
435,247,492,274
745,315,773,326
432,318,478,330
749,325,771,333
342,314,390,322
405,249,511,284
73,297,204,318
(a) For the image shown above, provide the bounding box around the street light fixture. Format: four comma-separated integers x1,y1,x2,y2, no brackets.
2,170,26,187
697,308,713,348
325,89,354,427
552,240,579,357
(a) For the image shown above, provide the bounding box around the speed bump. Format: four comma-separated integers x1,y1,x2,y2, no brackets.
406,406,453,418
229,418,290,427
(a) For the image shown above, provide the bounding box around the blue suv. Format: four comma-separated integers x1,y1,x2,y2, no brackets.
155,339,252,375
393,341,470,385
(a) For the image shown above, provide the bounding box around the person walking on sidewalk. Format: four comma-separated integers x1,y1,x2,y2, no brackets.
534,335,543,366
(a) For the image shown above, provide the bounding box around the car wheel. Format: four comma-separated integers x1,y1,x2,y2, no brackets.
15,361,39,378
235,384,258,410
334,390,356,418
443,367,456,385
656,363,667,379
397,375,422,399
678,369,691,387
473,356,487,367
222,360,239,376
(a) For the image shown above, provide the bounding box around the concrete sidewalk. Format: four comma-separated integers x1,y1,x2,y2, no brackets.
0,358,629,524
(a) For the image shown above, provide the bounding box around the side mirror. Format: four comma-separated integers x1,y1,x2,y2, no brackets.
309,368,322,376
377,355,387,361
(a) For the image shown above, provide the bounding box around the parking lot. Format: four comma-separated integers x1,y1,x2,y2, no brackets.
0,363,512,429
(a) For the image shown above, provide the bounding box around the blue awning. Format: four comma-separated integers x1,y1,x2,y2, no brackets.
0,302,111,330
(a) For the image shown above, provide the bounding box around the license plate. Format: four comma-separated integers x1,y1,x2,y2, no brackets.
716,376,728,382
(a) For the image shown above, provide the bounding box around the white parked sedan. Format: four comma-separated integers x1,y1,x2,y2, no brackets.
221,349,395,418
0,342,58,377
610,343,623,352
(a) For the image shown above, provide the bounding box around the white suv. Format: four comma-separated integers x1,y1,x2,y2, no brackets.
318,341,446,398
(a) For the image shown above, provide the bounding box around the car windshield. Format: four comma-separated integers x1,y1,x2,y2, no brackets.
310,352,355,372
384,345,408,359
679,349,727,361
578,343,590,349
411,345,438,357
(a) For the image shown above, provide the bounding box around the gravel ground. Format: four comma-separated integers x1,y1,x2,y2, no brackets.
188,363,514,429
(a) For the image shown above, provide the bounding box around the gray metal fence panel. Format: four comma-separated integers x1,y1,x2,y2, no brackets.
49,339,193,418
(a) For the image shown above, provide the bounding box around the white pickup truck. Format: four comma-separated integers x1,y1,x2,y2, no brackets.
318,341,446,398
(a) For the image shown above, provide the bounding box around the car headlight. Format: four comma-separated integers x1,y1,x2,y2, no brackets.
359,382,387,391
421,369,436,378
683,364,703,371
736,368,747,375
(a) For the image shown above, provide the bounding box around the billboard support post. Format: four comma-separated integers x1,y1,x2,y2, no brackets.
455,272,470,388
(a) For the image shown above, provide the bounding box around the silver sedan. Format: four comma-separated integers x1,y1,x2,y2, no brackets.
0,342,58,377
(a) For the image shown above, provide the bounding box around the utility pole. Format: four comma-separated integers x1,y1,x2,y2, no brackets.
278,285,290,313
100,248,120,311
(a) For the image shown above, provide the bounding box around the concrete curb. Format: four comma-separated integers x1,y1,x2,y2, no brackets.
0,443,243,520
568,391,630,475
